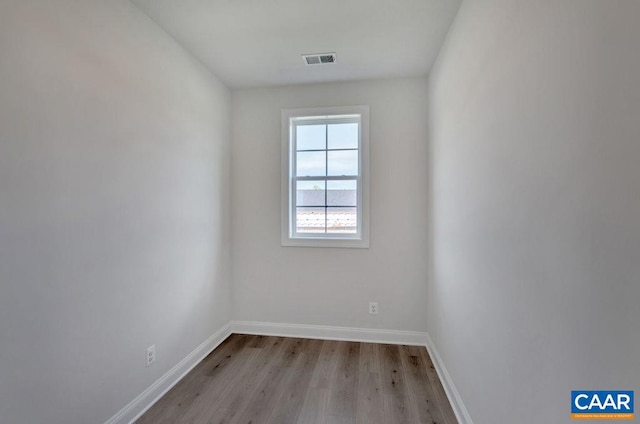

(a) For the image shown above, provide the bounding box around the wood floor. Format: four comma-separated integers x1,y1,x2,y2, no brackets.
136,334,457,424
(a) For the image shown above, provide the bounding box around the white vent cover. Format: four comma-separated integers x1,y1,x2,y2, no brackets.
302,53,337,65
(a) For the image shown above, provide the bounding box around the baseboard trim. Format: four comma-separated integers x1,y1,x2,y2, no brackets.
230,320,428,346
104,323,232,424
424,332,474,424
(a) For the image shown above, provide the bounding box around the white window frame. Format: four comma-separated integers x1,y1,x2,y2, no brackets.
281,105,370,248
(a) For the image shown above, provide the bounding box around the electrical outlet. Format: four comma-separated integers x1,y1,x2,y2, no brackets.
369,302,378,315
146,345,156,367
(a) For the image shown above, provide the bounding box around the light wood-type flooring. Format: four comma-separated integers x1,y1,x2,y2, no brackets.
136,334,457,424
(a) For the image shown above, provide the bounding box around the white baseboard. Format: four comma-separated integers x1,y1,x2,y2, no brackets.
424,332,474,424
230,320,428,346
104,323,232,424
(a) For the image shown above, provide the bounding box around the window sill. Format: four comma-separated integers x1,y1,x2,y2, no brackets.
281,236,369,249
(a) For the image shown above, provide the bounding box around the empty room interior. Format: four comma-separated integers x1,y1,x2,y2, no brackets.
1,1,639,423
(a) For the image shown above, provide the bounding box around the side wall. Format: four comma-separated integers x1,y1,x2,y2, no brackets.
232,78,429,333
428,1,640,423
0,1,231,423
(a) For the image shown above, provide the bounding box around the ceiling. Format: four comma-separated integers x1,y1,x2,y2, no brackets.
132,0,461,88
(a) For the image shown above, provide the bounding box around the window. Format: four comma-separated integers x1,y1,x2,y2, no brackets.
281,106,369,248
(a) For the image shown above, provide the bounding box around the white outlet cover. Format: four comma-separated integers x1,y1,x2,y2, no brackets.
146,345,156,367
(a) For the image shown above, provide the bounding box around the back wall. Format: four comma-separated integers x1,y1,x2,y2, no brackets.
232,78,429,332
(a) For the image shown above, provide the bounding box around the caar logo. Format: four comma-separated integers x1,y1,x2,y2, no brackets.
571,391,634,420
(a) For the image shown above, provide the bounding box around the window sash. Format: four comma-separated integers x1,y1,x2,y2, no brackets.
289,116,362,239
291,176,361,238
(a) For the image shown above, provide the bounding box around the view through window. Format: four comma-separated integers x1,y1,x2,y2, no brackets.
294,120,359,234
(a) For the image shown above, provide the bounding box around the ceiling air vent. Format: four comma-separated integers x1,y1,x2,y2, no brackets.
302,52,337,65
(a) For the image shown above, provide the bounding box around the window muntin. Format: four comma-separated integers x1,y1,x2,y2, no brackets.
282,106,369,248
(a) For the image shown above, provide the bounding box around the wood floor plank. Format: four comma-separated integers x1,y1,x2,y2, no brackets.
297,388,331,424
135,335,458,424
358,342,381,373
327,341,360,419
355,371,384,424
228,338,301,424
136,335,252,424
308,340,340,389
177,347,263,424
268,339,323,423
206,337,292,424
202,334,253,377
383,393,416,424
379,344,407,397
326,414,355,424
400,345,449,424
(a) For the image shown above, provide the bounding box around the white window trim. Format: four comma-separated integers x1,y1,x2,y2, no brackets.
281,105,370,248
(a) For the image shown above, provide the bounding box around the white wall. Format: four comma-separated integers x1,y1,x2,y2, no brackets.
0,1,231,423
428,1,640,423
232,78,429,331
